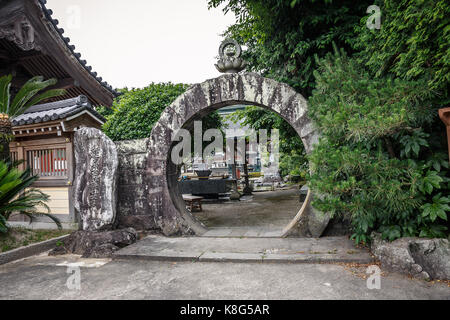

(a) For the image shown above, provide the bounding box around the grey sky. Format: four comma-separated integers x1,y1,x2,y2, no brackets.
46,0,235,89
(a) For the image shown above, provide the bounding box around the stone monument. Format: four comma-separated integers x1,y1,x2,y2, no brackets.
73,127,118,231
51,127,138,258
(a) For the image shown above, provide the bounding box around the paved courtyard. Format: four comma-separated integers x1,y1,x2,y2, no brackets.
0,253,448,300
195,188,302,237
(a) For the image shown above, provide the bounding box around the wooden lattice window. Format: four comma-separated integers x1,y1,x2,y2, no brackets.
10,150,18,163
26,147,68,178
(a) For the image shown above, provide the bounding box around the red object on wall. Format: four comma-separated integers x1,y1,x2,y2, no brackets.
438,107,450,165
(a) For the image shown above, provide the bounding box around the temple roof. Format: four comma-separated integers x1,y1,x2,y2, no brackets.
0,0,118,106
11,95,106,126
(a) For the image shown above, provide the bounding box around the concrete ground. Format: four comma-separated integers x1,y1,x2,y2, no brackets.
1,188,448,300
114,235,374,263
195,188,301,236
0,253,448,300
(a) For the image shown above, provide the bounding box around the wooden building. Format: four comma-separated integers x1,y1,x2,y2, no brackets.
0,0,117,228
9,96,106,228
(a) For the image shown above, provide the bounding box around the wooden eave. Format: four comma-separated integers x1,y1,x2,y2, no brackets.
0,0,117,106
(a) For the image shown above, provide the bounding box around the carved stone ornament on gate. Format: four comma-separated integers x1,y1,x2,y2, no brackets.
215,39,247,73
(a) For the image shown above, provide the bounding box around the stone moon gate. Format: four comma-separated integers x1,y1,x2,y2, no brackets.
74,72,330,237
142,72,329,236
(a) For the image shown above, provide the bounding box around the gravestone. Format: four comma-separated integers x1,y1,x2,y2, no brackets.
73,127,118,231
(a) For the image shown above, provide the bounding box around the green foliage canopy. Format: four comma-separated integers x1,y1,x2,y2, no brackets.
101,83,189,141
213,0,450,242
208,0,373,97
100,83,224,142
357,0,450,94
308,49,449,244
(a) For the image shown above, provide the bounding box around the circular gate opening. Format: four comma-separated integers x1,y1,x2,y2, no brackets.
171,105,308,237
146,73,319,236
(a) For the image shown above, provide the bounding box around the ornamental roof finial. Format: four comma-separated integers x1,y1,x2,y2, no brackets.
215,39,247,73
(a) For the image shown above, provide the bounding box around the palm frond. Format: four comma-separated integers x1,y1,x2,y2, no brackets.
10,77,55,117
21,212,62,230
0,75,12,114
5,76,65,117
24,88,66,111
0,161,60,233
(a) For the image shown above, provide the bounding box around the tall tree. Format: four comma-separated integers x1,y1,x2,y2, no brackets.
306,0,450,243
208,0,372,177
211,0,450,242
308,48,449,243
208,0,372,97
356,0,450,95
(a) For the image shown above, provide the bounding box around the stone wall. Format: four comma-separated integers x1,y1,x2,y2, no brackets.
115,138,157,229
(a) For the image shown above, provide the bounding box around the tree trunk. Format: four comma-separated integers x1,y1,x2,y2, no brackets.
0,114,12,162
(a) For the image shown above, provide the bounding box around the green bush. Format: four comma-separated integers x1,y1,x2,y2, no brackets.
308,49,449,244
101,83,224,142
212,0,450,243
102,83,189,141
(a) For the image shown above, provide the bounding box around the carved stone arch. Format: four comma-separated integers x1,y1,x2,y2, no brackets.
146,72,329,236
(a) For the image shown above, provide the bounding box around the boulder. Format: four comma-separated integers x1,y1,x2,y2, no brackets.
73,127,119,231
409,238,450,280
49,228,138,258
85,244,120,258
371,233,450,280
299,185,308,203
117,215,158,231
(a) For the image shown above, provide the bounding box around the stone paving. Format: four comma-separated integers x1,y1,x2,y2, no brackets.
1,253,449,300
201,227,284,237
196,188,301,232
114,235,374,264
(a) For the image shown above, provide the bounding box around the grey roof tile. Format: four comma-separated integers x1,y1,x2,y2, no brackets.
12,95,106,127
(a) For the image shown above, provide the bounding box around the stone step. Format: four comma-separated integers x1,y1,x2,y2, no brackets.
200,227,283,238
114,235,375,264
